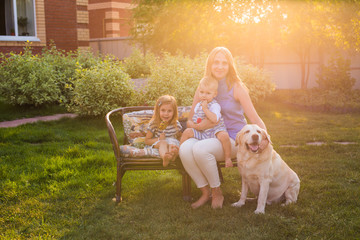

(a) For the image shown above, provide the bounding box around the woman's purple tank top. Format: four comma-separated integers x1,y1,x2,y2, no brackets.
215,78,247,140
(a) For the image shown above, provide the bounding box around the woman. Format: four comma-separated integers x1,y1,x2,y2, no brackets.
179,47,267,209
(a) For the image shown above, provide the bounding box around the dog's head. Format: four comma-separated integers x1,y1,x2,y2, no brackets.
235,124,271,153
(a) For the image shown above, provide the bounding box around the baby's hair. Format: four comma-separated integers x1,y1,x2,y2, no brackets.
151,95,179,127
199,76,218,92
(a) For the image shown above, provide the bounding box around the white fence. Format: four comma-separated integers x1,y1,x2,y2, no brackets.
89,37,360,89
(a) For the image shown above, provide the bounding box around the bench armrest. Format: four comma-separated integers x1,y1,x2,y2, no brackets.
105,106,154,161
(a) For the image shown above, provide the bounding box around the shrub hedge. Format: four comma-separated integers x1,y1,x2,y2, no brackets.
67,59,135,116
11,43,360,116
122,48,155,79
0,45,61,106
130,51,275,107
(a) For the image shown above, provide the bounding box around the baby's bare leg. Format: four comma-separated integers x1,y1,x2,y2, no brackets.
216,131,233,167
168,144,179,161
180,128,195,145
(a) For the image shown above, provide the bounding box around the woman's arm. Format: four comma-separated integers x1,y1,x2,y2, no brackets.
234,82,267,131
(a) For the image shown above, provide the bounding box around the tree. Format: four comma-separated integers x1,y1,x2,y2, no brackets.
131,0,228,56
218,0,285,68
130,0,360,89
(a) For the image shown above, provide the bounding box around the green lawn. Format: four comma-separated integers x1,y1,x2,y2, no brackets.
0,101,359,239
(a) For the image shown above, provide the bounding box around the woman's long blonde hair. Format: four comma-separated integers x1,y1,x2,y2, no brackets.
204,46,244,91
151,95,179,127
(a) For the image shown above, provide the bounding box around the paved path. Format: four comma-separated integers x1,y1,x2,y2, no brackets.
0,113,78,128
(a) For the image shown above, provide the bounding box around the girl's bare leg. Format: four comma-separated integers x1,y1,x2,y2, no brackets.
159,141,172,167
191,185,211,209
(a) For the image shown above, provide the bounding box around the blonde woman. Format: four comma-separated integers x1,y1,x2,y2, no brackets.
179,47,267,209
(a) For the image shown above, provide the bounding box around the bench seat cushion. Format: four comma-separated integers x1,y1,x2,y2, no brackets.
120,145,160,158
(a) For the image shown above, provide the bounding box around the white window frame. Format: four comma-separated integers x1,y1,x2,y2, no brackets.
0,0,40,42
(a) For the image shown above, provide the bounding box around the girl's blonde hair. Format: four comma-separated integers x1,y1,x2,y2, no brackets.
204,46,245,91
151,95,179,127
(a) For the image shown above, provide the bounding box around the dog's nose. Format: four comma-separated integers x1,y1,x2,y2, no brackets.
252,134,259,141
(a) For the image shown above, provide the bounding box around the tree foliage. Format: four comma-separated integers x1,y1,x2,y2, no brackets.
131,0,360,89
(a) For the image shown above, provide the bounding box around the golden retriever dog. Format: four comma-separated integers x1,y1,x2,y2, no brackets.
232,124,300,214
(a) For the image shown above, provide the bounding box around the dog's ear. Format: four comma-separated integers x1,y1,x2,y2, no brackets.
235,131,242,146
259,129,272,150
264,129,272,144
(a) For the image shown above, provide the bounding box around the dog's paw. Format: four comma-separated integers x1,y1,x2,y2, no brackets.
254,209,265,214
231,201,245,208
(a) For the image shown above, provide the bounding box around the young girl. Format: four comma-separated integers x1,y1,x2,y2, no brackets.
145,95,182,167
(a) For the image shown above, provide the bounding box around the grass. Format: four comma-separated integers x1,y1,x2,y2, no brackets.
1,100,360,239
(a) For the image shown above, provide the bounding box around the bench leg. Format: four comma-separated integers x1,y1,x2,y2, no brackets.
115,162,124,203
217,162,224,183
182,172,192,202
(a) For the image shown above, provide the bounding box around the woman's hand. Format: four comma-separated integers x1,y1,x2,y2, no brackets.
159,132,166,140
186,120,196,129
187,118,217,131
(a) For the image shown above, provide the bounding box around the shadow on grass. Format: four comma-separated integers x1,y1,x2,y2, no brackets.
0,101,68,122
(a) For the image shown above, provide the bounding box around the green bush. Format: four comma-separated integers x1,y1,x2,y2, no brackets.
0,45,61,106
42,44,104,105
67,59,135,116
236,61,275,103
41,44,77,105
134,51,207,106
134,51,275,106
317,56,355,93
0,42,104,107
123,48,155,79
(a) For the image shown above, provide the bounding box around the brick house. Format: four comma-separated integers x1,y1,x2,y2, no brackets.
88,0,134,39
0,0,132,54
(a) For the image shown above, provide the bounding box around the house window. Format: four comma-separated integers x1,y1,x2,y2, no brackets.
0,0,39,41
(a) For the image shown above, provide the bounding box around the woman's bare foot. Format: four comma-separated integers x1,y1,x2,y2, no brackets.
191,186,211,209
211,187,224,209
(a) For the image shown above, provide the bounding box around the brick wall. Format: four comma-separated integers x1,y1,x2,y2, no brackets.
0,46,42,54
44,0,79,51
88,0,134,39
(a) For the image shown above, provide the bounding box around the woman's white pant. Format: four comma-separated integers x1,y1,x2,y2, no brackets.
179,137,237,189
